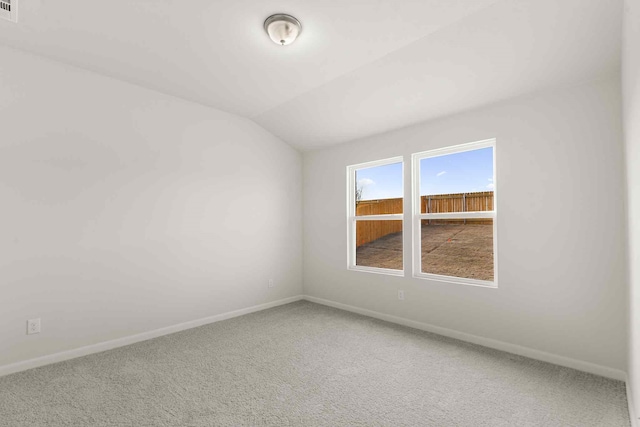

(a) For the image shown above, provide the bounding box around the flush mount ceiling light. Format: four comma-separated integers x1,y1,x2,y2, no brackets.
264,14,302,46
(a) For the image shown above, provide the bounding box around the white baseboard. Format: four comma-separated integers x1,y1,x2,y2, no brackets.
303,295,627,382
0,295,303,378
0,293,628,385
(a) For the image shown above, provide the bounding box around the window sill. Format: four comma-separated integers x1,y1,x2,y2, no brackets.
413,272,497,288
348,265,405,277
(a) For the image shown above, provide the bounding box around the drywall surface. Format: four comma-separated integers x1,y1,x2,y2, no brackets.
0,46,302,367
624,0,640,421
303,77,627,371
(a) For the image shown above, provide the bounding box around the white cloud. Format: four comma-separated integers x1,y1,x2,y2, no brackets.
358,178,375,186
488,178,493,182
486,183,495,190
436,171,447,177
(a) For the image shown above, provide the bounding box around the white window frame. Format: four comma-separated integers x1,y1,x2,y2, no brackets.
347,156,404,276
411,139,497,288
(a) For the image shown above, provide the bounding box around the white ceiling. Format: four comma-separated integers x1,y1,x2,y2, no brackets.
0,0,621,150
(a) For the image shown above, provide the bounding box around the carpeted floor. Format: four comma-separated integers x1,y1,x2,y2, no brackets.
0,301,630,426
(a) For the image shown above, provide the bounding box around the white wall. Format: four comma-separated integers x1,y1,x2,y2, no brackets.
0,46,302,368
624,0,640,421
304,77,627,372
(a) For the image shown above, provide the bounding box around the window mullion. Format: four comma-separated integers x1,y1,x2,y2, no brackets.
354,214,403,221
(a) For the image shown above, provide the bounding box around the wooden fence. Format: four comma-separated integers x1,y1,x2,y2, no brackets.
421,191,493,214
356,191,493,247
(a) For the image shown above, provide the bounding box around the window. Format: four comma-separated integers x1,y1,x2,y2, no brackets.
347,157,404,275
346,139,496,287
412,139,496,287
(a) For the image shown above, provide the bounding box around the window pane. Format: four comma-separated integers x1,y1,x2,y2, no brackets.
355,162,402,215
356,220,402,270
421,219,493,281
420,147,493,213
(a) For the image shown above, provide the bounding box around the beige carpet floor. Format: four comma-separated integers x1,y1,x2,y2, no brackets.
0,301,630,426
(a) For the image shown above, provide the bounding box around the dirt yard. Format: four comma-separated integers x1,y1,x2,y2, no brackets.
356,223,494,281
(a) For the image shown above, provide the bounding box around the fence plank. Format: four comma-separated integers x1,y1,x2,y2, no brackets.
356,191,493,247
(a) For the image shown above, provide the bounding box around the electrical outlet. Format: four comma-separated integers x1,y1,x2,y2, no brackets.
398,290,405,301
268,279,274,288
27,318,41,335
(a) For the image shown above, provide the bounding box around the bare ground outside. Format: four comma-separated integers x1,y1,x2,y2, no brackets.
356,223,494,281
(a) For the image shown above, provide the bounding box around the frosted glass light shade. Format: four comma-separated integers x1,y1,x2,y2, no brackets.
264,14,302,46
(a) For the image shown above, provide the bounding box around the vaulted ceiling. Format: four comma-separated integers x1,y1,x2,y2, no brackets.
0,0,622,150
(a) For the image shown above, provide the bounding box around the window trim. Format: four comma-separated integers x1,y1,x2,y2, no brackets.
346,156,405,276
411,139,498,288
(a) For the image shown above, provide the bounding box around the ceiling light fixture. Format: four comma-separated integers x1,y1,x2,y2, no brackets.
264,14,302,46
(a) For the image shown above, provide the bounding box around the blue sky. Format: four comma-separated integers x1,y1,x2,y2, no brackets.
356,147,493,200
356,162,403,201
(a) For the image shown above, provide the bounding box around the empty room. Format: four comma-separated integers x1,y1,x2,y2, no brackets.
1,0,640,425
